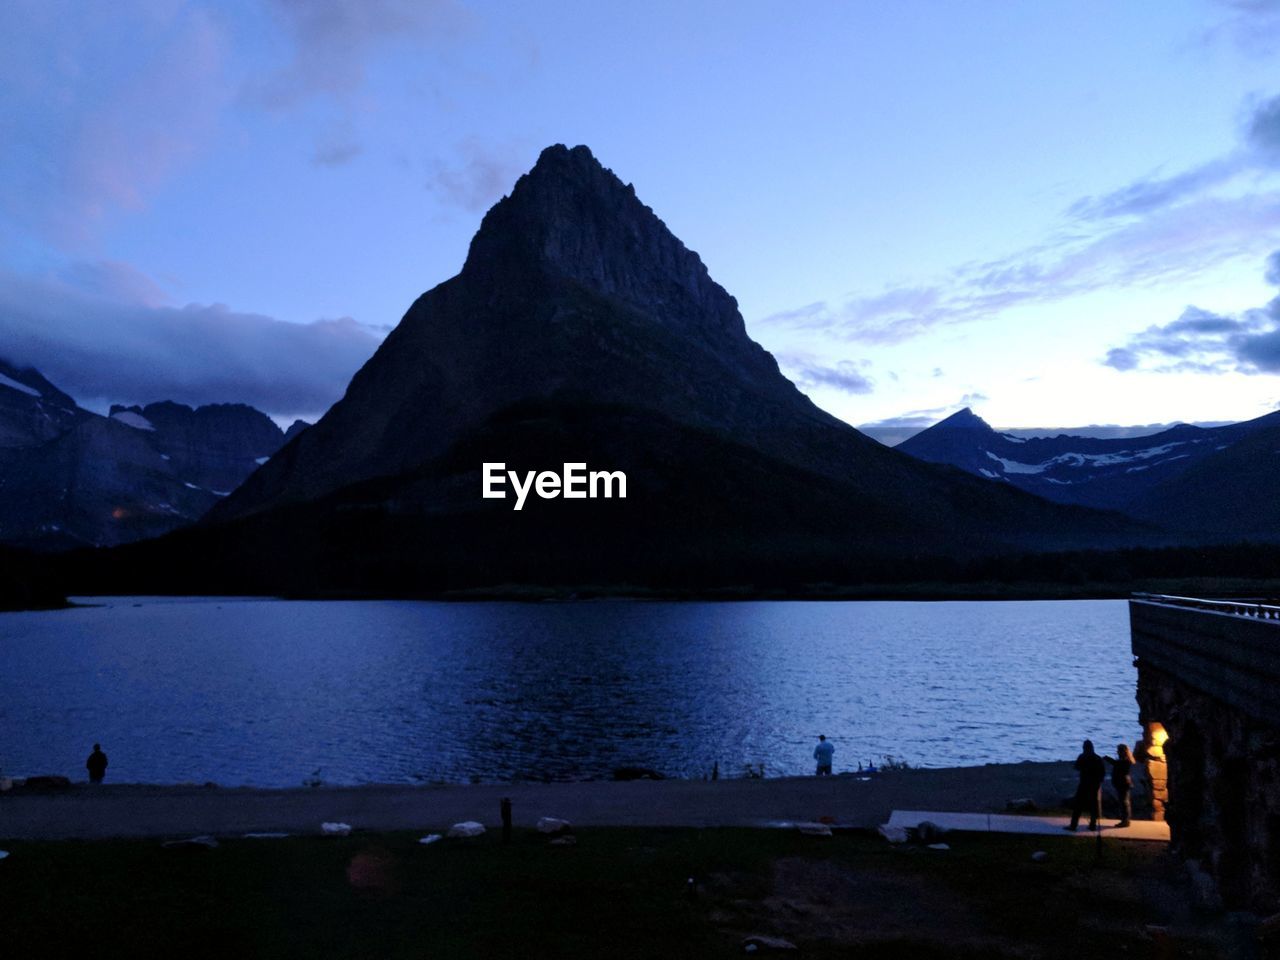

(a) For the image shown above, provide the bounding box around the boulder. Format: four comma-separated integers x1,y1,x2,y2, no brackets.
916,821,947,844
447,821,486,838
418,834,442,845
321,822,352,836
536,817,571,834
877,824,908,843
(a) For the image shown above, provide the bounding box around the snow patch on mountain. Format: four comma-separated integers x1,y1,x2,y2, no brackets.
986,442,1189,475
985,452,1048,474
0,372,41,398
111,410,156,431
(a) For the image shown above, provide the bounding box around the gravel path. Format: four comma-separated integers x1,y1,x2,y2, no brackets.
0,761,1082,840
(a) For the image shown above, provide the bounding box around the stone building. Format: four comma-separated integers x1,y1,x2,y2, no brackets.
1130,594,1280,911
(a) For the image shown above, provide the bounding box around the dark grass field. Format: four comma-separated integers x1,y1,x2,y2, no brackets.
0,826,1243,959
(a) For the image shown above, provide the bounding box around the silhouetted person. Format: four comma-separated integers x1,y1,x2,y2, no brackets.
86,743,108,784
1066,739,1105,831
813,735,834,776
1104,743,1135,828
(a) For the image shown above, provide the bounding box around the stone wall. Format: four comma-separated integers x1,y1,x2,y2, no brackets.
1136,660,1280,912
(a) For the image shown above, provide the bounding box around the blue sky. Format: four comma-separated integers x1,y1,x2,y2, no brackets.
3,0,1280,438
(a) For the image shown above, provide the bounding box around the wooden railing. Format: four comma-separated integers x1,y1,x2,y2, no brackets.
1132,593,1280,621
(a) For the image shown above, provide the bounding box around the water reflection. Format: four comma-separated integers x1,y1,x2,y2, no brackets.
0,598,1137,787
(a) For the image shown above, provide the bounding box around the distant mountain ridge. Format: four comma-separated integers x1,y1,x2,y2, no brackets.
897,406,1280,536
0,359,305,549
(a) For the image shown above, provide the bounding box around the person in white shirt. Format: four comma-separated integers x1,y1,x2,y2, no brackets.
813,735,834,776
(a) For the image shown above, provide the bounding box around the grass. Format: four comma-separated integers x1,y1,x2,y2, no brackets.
0,827,1232,959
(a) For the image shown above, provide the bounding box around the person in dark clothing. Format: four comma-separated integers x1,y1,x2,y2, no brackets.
86,743,108,784
1104,743,1135,828
1065,739,1106,831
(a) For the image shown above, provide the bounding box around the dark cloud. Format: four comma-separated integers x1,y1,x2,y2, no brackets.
0,261,382,420
1249,94,1280,156
1267,250,1280,285
779,356,874,395
1102,252,1280,375
1102,347,1139,372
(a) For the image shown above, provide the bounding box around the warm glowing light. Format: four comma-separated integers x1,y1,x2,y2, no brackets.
1150,723,1168,747
111,507,128,520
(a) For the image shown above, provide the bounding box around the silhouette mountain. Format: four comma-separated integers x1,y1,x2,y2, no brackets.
899,405,1280,537
1129,416,1280,537
87,146,1145,595
0,358,292,549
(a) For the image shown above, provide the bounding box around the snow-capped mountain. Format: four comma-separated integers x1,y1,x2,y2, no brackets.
897,407,1280,530
0,359,303,549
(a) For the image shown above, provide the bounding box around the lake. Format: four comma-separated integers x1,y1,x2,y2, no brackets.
0,597,1137,787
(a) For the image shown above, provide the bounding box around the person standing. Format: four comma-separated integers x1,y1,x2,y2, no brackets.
813,735,834,776
86,743,108,784
1105,743,1135,828
1065,739,1105,831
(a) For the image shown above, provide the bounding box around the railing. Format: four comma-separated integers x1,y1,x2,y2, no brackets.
1132,593,1280,621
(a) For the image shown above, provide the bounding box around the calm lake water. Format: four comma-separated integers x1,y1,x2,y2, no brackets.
0,598,1138,787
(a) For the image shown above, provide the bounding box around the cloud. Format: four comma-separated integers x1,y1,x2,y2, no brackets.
312,117,364,167
1067,156,1246,221
1071,93,1280,223
1102,251,1280,375
1248,93,1280,157
1205,0,1280,54
762,93,1280,345
247,0,469,110
763,191,1280,344
0,261,382,420
427,138,530,212
0,1,229,245
778,355,874,395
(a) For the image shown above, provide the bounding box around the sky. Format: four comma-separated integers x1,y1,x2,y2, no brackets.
3,0,1280,439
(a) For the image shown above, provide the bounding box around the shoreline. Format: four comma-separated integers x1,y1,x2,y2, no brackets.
0,760,1085,841
4,575,1276,613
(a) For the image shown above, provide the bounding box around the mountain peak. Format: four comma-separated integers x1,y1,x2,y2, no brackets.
935,407,993,431
461,144,742,334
